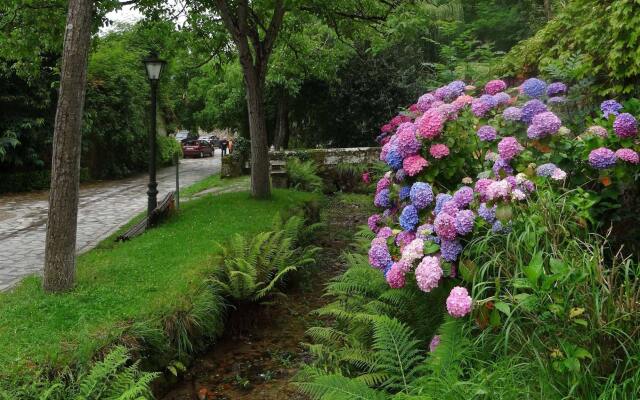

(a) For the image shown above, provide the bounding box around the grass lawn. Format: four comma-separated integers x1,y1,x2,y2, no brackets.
0,189,317,379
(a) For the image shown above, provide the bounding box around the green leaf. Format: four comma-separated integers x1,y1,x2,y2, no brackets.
573,318,588,327
523,252,543,287
494,301,511,316
574,347,592,359
489,309,501,327
423,242,440,255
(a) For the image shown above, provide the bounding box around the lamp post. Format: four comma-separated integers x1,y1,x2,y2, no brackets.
143,52,166,224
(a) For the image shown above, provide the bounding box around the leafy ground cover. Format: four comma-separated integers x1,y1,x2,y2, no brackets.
158,194,373,399
0,187,317,385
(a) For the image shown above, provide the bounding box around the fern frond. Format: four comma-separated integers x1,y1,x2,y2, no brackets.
295,374,388,400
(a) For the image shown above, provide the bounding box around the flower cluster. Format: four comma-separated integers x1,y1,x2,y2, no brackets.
369,77,639,322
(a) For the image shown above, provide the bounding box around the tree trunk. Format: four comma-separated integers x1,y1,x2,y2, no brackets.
273,92,290,150
244,69,271,199
43,0,93,293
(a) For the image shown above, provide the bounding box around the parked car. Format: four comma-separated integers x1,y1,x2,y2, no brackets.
200,135,220,147
182,140,214,158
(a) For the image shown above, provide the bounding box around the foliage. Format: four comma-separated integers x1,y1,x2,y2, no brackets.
211,214,320,302
0,188,317,387
501,0,640,97
0,346,158,399
157,135,182,166
0,168,90,194
286,158,323,192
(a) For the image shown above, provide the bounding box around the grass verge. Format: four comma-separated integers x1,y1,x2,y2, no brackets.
0,189,317,382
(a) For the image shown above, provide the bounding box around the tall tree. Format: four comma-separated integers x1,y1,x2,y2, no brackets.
43,0,93,292
213,0,286,199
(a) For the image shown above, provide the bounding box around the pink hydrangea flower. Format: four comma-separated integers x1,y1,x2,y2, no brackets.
497,137,523,160
434,212,457,240
415,256,443,292
485,79,507,95
416,109,444,139
474,178,495,202
403,155,429,176
386,262,406,288
376,177,391,193
429,144,450,159
400,238,424,264
551,168,567,180
446,286,472,318
487,179,511,201
615,148,639,164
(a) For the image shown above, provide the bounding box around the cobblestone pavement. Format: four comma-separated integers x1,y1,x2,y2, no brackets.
0,154,221,291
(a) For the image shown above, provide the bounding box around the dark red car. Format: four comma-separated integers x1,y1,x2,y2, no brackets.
182,140,214,158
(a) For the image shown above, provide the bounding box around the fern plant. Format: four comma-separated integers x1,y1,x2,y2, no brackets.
286,158,323,192
211,215,320,302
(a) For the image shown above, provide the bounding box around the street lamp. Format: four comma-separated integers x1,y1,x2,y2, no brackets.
143,51,166,224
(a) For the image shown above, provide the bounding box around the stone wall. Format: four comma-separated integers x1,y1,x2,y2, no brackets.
268,147,380,165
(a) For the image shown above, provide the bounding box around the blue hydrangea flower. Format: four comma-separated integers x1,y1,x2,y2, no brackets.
521,100,548,124
440,239,463,262
399,186,411,201
546,82,567,97
385,148,403,170
399,205,419,231
478,203,497,223
536,163,558,177
601,100,623,119
521,78,547,98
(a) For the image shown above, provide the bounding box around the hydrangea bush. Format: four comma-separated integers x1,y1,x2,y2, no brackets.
368,78,639,321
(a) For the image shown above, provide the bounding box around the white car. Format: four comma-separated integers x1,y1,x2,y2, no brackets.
174,131,189,142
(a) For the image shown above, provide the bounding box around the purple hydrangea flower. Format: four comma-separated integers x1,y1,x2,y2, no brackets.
521,100,548,124
374,188,391,208
453,186,474,208
601,100,623,119
613,113,638,138
531,111,562,135
615,148,639,164
588,147,617,169
546,82,567,97
429,335,441,352
441,200,459,216
440,239,463,262
503,107,522,121
521,78,547,98
478,203,496,223
493,158,514,177
410,182,434,210
454,209,475,236
434,193,453,215
417,93,436,112
477,125,498,141
492,220,512,234
368,214,382,233
447,80,466,97
395,169,407,182
493,92,511,106
369,244,391,269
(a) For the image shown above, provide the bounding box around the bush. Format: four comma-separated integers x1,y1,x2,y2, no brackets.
286,158,323,192
157,135,182,166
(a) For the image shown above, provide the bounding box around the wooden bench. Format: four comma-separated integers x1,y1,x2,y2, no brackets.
270,159,288,188
116,191,175,242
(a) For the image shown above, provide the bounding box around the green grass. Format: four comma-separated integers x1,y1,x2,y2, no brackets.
180,175,248,198
0,189,317,379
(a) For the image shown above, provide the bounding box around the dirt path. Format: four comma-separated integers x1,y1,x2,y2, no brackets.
158,195,370,400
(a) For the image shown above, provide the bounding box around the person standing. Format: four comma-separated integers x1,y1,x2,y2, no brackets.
219,138,229,156
228,138,234,154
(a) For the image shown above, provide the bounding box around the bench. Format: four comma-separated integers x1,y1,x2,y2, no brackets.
116,191,175,242
270,160,288,188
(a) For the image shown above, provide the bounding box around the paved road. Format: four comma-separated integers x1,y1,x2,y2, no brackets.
0,155,221,291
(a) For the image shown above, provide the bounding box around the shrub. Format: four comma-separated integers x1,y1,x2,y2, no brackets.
157,135,182,166
0,168,90,194
211,215,320,303
286,158,323,192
